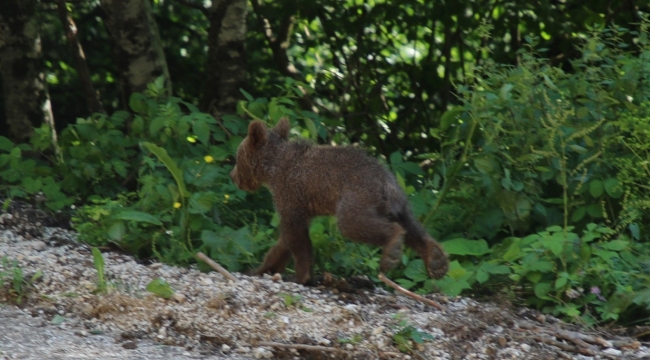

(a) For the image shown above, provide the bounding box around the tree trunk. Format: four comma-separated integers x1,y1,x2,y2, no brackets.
99,0,171,106
200,0,248,116
57,0,105,114
0,0,56,142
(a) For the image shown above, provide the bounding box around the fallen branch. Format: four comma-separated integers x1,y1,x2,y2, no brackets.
532,335,596,356
257,341,344,353
517,321,612,348
378,273,445,311
196,252,237,282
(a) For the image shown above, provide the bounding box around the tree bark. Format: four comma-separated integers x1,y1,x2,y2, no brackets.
57,0,105,114
0,0,56,142
200,0,248,116
99,0,171,106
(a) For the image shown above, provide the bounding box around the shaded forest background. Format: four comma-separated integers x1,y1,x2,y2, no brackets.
1,0,650,327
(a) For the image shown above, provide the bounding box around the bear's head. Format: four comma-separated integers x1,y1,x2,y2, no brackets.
230,118,290,191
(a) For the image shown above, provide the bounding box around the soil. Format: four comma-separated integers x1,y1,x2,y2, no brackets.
0,202,648,360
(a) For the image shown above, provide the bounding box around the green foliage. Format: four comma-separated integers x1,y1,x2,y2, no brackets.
390,314,434,353
91,247,108,294
494,225,650,324
0,256,43,304
4,15,650,329
146,278,174,299
0,134,72,211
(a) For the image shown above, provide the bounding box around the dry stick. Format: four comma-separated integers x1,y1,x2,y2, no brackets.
517,321,613,349
257,341,344,354
532,335,596,356
196,252,238,282
378,273,445,311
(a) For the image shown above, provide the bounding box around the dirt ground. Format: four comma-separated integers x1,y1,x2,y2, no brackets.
1,202,648,360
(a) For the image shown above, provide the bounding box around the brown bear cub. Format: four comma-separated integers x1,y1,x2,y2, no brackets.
230,118,449,285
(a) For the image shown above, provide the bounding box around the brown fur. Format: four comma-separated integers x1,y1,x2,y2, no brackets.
230,118,449,284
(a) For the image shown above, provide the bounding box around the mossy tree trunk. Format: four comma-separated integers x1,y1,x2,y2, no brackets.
200,0,248,116
0,0,55,142
100,0,171,107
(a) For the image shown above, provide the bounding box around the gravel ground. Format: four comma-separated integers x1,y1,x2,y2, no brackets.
0,204,648,360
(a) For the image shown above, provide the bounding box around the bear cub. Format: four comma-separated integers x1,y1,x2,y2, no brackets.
230,118,449,285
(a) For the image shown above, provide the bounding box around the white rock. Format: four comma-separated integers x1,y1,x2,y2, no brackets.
520,343,531,352
372,326,385,335
253,347,273,359
602,348,622,356
221,344,231,353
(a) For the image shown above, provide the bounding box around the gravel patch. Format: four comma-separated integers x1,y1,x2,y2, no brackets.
0,205,648,359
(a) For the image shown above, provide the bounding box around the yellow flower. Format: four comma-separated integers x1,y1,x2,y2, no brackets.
173,202,182,209
224,194,230,199
204,155,214,163
186,136,197,143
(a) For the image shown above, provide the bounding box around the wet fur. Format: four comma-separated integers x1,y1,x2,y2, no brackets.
230,118,449,284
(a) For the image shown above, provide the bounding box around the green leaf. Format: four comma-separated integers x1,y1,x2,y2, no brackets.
442,238,491,256
192,120,210,145
91,247,106,292
475,269,489,284
149,117,167,136
129,92,147,114
474,157,497,174
0,136,14,152
601,240,628,251
114,210,162,225
589,180,604,198
146,278,174,299
534,282,552,300
189,192,213,214
142,142,189,197
107,221,125,241
208,146,229,161
569,144,587,153
571,206,587,223
528,260,554,273
481,263,511,274
603,178,623,198
446,260,469,280
239,88,254,101
51,314,66,325
403,259,428,282
555,277,568,290
440,107,464,130
436,277,471,297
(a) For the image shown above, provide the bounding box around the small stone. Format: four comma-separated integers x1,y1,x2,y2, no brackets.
74,330,88,337
535,314,546,323
520,343,531,352
149,263,163,269
200,277,214,286
497,336,507,348
372,326,385,335
346,343,353,350
602,348,622,356
271,273,282,282
122,341,137,349
33,241,47,251
222,344,231,353
172,293,186,303
253,347,273,359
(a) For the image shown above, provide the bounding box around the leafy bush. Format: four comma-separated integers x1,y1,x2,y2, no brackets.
4,22,650,327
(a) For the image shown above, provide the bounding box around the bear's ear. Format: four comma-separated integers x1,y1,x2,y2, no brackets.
272,118,290,140
247,120,268,149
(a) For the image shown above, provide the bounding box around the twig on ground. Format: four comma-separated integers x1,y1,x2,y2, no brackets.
196,252,238,282
378,273,445,311
257,341,344,353
532,335,596,356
